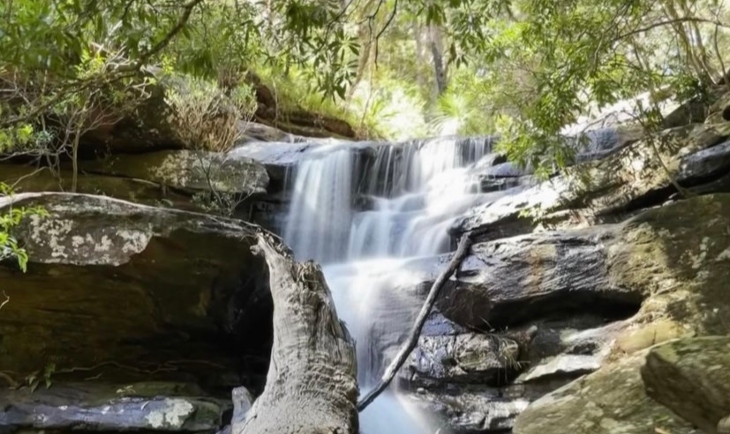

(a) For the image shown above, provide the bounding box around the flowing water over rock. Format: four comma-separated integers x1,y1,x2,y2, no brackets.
283,137,499,433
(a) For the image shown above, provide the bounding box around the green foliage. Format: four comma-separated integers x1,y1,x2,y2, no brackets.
0,184,48,272
25,363,56,392
2,0,729,175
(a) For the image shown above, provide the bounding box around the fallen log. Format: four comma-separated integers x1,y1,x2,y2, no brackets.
235,231,359,434
357,232,474,411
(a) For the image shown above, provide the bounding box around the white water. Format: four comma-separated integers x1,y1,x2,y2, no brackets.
282,136,496,433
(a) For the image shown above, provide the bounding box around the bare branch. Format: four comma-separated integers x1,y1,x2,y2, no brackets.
0,292,9,311
615,17,730,43
132,0,206,67
357,232,473,411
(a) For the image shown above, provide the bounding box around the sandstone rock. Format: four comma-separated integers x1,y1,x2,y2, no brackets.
641,336,730,433
613,319,687,355
0,163,200,211
401,194,730,362
399,194,730,434
80,150,269,196
442,193,730,334
453,123,730,239
0,382,228,433
436,226,640,329
704,87,730,124
679,139,730,182
608,194,730,335
0,193,273,389
237,121,300,144
513,351,700,434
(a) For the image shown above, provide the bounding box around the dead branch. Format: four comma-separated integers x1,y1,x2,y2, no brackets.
357,231,474,411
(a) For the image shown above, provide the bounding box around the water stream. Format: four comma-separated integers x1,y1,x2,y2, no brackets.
282,137,498,433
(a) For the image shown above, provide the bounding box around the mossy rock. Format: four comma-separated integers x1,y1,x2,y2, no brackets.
513,350,699,434
642,336,730,433
0,193,273,389
80,150,269,196
609,194,730,335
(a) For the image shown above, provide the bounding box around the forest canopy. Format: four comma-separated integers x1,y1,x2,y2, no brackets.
0,0,728,169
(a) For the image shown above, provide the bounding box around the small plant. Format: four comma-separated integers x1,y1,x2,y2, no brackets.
25,362,56,392
0,183,48,272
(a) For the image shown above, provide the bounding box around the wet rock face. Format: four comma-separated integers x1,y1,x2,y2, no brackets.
437,227,641,330
404,311,625,432
0,193,274,392
409,387,530,434
679,139,730,182
407,333,519,387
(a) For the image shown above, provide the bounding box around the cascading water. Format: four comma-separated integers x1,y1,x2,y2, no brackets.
282,136,497,433
283,145,355,264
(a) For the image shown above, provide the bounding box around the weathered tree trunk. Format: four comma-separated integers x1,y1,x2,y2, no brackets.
235,232,359,434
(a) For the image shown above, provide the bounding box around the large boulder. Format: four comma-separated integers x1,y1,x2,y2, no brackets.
512,351,699,434
509,194,730,433
0,193,273,391
440,193,730,336
641,336,730,433
436,226,639,329
406,330,520,387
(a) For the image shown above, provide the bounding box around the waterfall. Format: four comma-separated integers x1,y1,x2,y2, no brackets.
281,136,496,433
283,145,355,263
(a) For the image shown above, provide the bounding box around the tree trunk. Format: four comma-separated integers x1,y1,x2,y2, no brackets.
428,24,448,97
236,231,359,434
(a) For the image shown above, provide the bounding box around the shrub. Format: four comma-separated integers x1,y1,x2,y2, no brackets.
164,75,257,153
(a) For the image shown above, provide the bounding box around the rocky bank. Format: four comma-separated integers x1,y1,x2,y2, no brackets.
3,84,730,434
